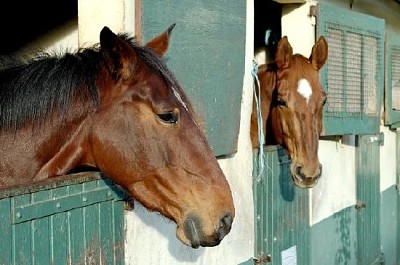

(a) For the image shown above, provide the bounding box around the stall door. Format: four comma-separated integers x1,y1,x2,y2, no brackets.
355,134,382,265
253,146,310,265
0,174,126,265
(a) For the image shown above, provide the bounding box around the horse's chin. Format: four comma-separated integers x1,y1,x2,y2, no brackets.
176,224,221,249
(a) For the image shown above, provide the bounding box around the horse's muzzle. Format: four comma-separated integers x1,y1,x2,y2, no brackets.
292,163,322,188
183,213,233,248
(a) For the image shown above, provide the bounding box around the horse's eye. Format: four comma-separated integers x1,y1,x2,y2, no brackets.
277,98,287,107
157,111,179,124
322,97,327,106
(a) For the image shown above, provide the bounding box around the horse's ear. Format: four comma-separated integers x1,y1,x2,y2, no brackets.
146,23,176,57
309,36,328,70
275,36,293,69
100,26,137,81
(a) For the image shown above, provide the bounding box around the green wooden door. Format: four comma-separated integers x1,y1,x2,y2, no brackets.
356,135,382,265
0,173,126,265
396,131,400,265
253,146,310,265
141,0,246,157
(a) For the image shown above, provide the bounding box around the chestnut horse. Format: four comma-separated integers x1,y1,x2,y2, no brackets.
251,36,328,188
0,25,234,248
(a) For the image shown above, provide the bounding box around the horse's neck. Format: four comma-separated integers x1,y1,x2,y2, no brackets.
265,66,279,145
251,63,277,148
0,116,92,185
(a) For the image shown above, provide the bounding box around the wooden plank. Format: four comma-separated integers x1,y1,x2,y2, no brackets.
253,146,310,265
68,207,85,264
1,176,127,265
32,189,51,204
13,188,119,223
14,222,32,265
84,203,100,264
32,218,51,265
356,135,381,264
51,212,69,265
100,201,113,265
0,172,101,199
113,201,125,265
0,199,12,265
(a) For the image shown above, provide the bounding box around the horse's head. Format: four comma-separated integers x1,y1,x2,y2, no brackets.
85,25,234,248
270,36,328,188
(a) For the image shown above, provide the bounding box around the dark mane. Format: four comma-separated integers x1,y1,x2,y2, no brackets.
0,33,190,130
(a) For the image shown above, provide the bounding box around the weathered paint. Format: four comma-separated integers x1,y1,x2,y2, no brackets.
380,185,399,265
311,207,357,265
0,173,126,265
356,134,382,264
253,146,311,265
140,0,246,157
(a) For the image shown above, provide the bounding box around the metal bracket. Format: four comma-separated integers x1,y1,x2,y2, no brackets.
355,200,367,210
253,253,271,264
367,132,384,146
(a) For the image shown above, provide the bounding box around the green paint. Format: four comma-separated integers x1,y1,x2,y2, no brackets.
385,32,400,129
311,207,357,265
253,146,310,265
0,199,12,265
317,3,385,136
0,176,127,265
356,135,381,264
381,186,399,265
141,0,246,156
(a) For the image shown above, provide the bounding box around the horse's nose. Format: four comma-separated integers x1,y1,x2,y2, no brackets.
294,163,322,188
295,163,322,180
183,212,233,248
216,213,233,241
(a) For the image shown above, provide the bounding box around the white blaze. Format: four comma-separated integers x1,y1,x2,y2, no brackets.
172,86,198,125
297,79,312,103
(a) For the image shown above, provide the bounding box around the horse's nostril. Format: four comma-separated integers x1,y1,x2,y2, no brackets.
216,213,233,240
295,165,303,178
296,165,301,174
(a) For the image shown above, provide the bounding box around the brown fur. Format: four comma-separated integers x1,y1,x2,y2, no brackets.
0,25,234,248
251,36,328,188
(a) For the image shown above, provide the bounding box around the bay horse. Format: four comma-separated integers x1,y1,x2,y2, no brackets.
0,24,234,248
251,36,328,188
